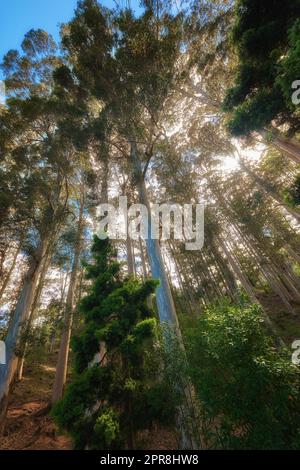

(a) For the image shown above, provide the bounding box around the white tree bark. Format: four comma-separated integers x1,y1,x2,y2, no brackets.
130,141,180,329
130,140,199,449
0,237,49,430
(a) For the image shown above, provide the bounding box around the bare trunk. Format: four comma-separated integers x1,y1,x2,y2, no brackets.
130,141,180,329
230,223,296,315
130,140,198,449
168,241,195,316
49,272,69,353
0,237,49,431
210,239,237,298
0,244,21,304
100,153,109,204
139,237,148,279
51,192,85,403
16,253,50,381
238,153,300,223
126,231,135,276
218,236,284,347
260,130,300,164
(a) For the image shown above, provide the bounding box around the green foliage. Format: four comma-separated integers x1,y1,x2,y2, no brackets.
53,236,175,449
58,0,184,146
1,28,58,98
94,410,120,447
185,299,300,449
282,175,300,207
223,0,300,136
13,300,64,365
293,262,300,277
276,19,300,112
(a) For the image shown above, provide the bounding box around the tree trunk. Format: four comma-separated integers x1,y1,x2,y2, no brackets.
218,236,285,347
51,192,85,403
260,129,300,164
168,241,195,316
210,238,237,298
130,141,180,329
0,244,21,304
130,140,198,449
139,237,148,279
100,152,109,204
16,253,51,382
237,153,300,223
0,237,49,432
126,230,135,276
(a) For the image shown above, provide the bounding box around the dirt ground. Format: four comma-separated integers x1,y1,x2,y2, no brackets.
0,355,177,451
0,357,72,450
2,293,296,451
257,292,300,344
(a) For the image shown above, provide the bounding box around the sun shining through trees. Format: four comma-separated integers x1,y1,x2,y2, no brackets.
0,0,300,453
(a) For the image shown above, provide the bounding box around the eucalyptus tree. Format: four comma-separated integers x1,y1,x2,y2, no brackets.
52,169,90,403
0,29,60,283
58,0,187,334
205,166,300,330
56,0,201,448
222,0,300,161
0,30,88,428
169,0,300,171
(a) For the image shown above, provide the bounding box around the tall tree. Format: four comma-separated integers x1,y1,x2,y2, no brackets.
53,236,174,450
52,178,86,403
223,0,300,145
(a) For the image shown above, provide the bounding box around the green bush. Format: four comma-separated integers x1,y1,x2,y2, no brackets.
94,410,120,447
282,175,300,207
185,299,300,449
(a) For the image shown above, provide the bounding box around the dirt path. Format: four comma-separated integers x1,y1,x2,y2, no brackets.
0,355,177,450
0,357,72,450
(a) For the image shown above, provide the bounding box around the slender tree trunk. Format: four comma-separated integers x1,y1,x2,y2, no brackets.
126,231,135,275
139,237,148,279
211,183,298,313
130,141,180,329
0,237,49,431
50,271,69,353
218,236,284,347
130,140,198,449
210,239,237,298
16,253,51,382
168,241,195,316
229,222,296,314
76,268,84,305
237,153,300,223
286,246,300,265
51,192,85,403
0,249,6,280
260,129,300,164
131,240,136,277
100,152,109,204
0,244,21,304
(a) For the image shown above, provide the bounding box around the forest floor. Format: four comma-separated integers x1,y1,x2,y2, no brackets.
258,292,300,345
0,354,72,450
0,353,177,450
2,295,294,451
